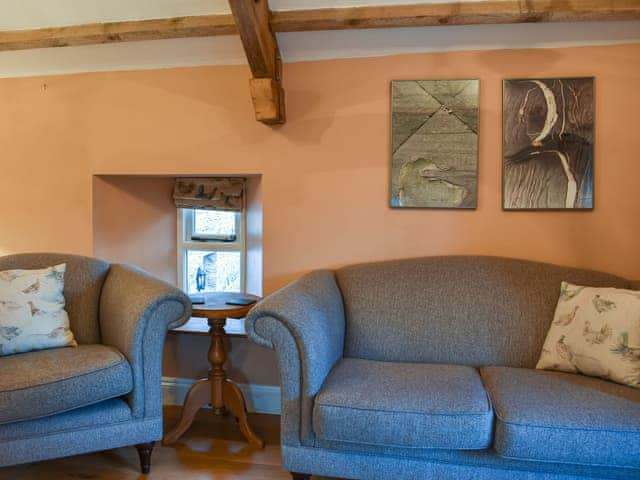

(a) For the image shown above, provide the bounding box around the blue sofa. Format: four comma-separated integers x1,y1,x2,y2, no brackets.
0,253,191,472
247,256,640,480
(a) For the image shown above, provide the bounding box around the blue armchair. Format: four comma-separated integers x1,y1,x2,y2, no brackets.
0,253,191,473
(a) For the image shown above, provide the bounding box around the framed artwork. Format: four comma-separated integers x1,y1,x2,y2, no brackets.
503,77,594,210
390,79,479,208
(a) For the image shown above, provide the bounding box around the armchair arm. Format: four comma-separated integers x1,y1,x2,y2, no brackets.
246,270,345,446
99,264,191,418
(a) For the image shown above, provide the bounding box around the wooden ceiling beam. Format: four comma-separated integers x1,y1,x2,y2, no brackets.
271,0,640,32
229,0,285,125
0,15,236,51
1,0,638,53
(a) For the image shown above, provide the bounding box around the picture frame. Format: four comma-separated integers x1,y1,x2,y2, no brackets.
390,79,480,209
502,77,594,210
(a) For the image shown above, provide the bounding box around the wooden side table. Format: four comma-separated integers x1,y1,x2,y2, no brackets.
163,292,264,448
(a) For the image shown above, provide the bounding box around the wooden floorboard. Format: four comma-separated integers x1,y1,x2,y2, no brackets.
0,407,320,480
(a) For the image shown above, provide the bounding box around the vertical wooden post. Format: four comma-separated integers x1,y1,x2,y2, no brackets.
208,318,228,414
229,0,285,124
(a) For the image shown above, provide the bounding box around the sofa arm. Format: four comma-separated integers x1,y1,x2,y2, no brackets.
246,270,345,446
99,264,191,418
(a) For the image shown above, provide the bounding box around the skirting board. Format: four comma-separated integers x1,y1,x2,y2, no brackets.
162,376,281,415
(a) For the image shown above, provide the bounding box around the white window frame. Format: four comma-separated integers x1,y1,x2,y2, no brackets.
177,207,247,294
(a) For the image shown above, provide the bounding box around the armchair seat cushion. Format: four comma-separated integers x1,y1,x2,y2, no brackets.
480,366,640,468
0,345,133,424
312,358,493,450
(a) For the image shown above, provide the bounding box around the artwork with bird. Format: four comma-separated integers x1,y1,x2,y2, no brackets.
555,335,575,364
0,326,21,341
553,305,580,326
610,333,640,386
582,321,613,345
554,335,610,378
27,300,41,316
593,295,617,314
391,79,479,208
21,279,40,294
610,332,640,363
559,282,584,302
27,326,67,340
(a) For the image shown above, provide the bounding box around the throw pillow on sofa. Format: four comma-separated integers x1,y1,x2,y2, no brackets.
0,263,76,356
536,281,640,388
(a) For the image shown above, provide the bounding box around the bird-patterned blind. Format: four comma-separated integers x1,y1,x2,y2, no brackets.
173,177,245,212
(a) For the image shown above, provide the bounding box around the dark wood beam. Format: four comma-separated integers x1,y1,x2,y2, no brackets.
2,0,638,52
229,0,285,125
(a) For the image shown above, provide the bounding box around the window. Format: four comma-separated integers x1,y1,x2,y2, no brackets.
177,209,246,295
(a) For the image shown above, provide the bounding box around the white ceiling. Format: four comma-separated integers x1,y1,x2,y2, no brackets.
0,0,226,30
0,0,639,78
0,0,491,29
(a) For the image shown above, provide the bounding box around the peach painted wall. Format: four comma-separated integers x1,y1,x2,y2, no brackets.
93,176,177,284
2,43,640,385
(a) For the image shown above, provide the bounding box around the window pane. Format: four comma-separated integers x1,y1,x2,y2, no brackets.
186,250,241,294
193,210,236,237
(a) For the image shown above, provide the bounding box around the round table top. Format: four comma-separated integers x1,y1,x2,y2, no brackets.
191,292,261,319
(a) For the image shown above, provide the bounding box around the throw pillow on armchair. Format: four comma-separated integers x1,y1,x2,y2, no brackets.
0,263,76,356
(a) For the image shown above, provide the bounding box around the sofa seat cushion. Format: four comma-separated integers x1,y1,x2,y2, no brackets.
0,344,133,424
313,358,493,450
481,366,640,468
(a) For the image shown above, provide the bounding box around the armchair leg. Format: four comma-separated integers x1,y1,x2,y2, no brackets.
135,442,155,474
291,473,311,480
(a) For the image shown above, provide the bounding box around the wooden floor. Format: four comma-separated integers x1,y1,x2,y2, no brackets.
0,407,309,480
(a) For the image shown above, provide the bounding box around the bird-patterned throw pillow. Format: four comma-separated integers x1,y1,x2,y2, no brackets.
0,263,77,356
536,282,640,388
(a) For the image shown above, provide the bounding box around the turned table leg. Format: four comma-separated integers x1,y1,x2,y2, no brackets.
211,317,265,448
209,318,228,415
163,317,226,444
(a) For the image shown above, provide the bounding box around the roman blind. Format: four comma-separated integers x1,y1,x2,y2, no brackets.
173,177,245,212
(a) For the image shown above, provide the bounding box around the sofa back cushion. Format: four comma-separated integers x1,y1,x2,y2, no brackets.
0,254,110,345
335,256,630,368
